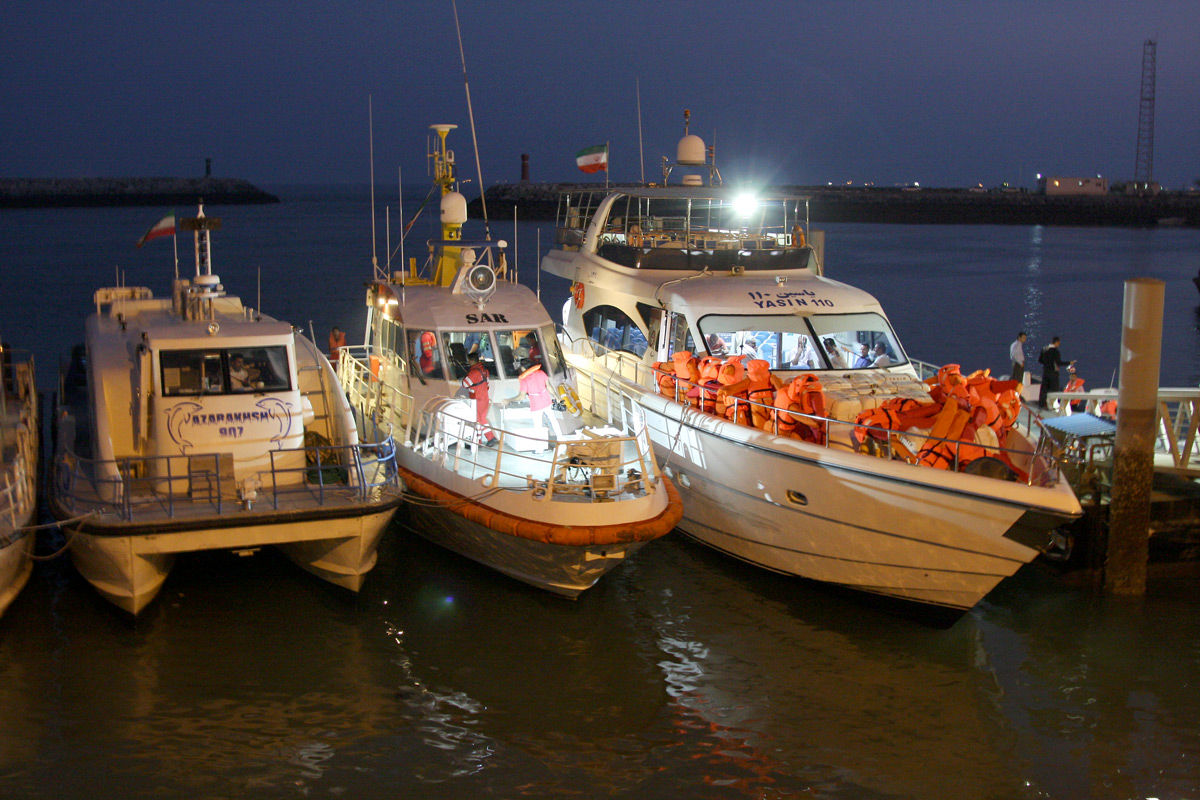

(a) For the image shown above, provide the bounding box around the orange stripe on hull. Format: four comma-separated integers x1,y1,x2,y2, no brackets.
396,466,682,547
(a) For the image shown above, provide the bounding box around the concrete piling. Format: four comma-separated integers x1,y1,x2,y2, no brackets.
1104,278,1165,595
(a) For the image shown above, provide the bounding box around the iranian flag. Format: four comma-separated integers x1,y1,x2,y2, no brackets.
136,212,176,247
575,144,608,174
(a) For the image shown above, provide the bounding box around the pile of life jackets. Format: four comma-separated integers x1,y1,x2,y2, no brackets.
653,352,786,431
651,356,1030,476
852,364,1025,474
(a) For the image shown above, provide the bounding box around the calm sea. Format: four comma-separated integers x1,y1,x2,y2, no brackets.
1,186,1198,799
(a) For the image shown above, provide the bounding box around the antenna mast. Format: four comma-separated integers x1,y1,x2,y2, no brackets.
1134,39,1156,191
451,0,490,238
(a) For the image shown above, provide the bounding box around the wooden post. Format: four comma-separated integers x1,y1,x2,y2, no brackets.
1105,278,1164,595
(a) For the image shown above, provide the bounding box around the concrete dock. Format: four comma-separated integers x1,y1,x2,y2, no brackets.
0,177,279,208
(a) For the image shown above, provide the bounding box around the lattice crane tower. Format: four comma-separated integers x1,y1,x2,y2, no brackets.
1134,39,1156,186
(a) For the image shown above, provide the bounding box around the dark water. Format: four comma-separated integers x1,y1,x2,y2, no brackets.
1,187,1199,799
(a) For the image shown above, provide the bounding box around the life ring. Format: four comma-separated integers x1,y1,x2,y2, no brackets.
571,282,585,310
557,384,582,416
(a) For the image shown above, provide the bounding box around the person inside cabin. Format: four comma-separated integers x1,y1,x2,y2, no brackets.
824,338,847,369
870,343,891,368
419,330,440,376
462,351,497,447
229,355,257,391
787,336,821,369
706,333,728,357
328,326,347,361
852,343,872,369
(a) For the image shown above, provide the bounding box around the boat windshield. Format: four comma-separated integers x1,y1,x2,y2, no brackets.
434,327,566,381
160,345,292,396
697,312,905,371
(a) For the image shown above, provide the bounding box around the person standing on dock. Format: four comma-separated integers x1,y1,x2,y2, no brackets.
1009,331,1027,383
1037,336,1074,407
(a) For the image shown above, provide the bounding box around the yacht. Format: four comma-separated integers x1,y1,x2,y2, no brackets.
337,124,680,597
0,346,37,616
51,204,404,614
541,118,1082,619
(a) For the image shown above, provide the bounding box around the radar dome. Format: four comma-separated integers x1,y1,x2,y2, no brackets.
677,134,706,165
441,191,468,225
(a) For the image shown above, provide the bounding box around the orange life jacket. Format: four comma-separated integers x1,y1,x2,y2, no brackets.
716,358,749,424
744,359,778,429
696,357,722,412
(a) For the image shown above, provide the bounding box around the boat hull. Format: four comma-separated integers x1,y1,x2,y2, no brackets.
0,535,34,617
576,361,1080,614
64,503,400,615
396,464,680,597
405,500,648,598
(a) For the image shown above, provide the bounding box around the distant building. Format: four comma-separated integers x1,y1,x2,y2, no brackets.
1038,176,1109,196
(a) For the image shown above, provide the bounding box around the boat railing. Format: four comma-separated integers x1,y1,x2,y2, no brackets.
0,348,37,464
52,436,400,522
337,345,414,435
563,334,1061,488
0,425,35,540
406,397,659,503
340,345,662,502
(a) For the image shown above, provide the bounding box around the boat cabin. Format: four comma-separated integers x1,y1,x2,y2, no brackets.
368,279,570,405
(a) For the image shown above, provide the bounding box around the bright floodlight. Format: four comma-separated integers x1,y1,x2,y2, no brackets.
732,193,758,218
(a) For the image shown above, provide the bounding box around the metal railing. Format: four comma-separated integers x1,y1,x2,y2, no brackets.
1047,386,1200,475
0,350,36,542
561,334,1062,488
52,437,400,523
338,347,663,502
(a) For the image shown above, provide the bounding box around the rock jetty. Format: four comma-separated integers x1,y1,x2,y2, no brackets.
473,182,1200,227
0,177,279,208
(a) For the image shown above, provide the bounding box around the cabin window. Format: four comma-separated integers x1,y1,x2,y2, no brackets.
666,312,695,358
160,346,291,396
437,330,495,379
493,331,520,378
636,302,663,356
697,312,905,371
583,304,650,356
806,312,906,369
537,325,567,378
408,329,444,379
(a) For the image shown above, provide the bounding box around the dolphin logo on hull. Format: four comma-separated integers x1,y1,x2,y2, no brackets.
256,397,295,448
165,401,203,452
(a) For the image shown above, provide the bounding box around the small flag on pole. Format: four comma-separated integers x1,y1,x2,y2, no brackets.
136,212,176,247
575,144,608,174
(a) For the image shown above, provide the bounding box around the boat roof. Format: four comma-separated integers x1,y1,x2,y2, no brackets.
576,185,812,202
658,271,884,318
384,280,554,330
89,291,296,348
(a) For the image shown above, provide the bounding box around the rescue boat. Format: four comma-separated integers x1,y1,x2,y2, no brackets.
336,124,680,597
50,204,404,615
541,114,1082,619
0,345,37,617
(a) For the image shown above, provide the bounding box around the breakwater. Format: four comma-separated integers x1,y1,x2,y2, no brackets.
475,182,1200,227
0,177,279,208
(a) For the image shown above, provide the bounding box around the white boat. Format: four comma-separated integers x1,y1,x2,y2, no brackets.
337,124,680,597
0,346,37,616
50,205,404,614
541,119,1082,619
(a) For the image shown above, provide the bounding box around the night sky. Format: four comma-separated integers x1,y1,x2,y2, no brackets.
3,1,1198,190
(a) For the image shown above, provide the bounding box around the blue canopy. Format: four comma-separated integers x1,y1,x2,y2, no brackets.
1041,413,1116,437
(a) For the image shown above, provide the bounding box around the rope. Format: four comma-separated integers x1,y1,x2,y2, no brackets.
0,510,101,561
